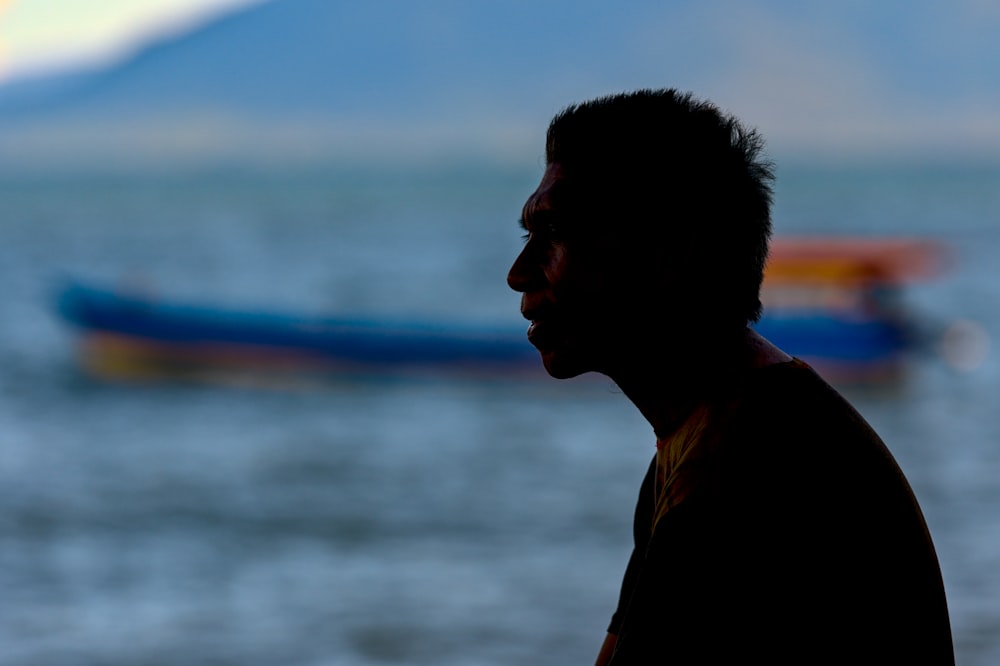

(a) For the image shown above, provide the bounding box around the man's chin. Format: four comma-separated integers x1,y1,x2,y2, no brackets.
539,349,591,380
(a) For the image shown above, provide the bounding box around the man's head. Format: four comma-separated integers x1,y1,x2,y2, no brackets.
508,88,775,380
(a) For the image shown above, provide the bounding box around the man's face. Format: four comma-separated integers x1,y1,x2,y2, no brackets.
507,162,643,379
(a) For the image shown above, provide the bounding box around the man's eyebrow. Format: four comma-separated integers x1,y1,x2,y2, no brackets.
520,200,561,232
525,209,560,226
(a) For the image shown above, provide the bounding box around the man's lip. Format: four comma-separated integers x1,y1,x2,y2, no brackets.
526,320,542,345
521,302,559,347
526,318,557,349
520,304,554,321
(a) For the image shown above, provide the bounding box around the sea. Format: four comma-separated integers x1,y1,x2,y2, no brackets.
1,161,999,665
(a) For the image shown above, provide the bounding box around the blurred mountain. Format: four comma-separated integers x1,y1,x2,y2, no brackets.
1,0,998,168
0,0,663,168
2,0,516,119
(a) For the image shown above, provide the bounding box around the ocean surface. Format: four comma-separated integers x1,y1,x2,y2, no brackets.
1,162,999,664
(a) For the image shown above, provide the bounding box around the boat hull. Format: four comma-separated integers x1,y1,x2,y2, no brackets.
55,277,916,383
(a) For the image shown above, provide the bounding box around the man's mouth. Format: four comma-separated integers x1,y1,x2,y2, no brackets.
526,318,558,350
521,303,560,349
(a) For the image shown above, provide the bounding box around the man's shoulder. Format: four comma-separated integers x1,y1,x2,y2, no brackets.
739,358,873,431
726,358,893,471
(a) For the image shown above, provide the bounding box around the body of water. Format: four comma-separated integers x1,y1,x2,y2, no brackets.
1,163,998,664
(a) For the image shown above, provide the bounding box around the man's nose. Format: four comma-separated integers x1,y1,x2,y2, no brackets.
507,245,537,293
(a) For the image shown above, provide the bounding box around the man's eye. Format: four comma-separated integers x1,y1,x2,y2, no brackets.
534,218,563,238
542,221,566,241
519,217,566,243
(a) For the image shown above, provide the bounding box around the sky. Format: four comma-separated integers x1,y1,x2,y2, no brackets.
665,2,1000,159
0,0,259,82
1,1,999,164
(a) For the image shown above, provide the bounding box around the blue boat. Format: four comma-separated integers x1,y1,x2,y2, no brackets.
56,280,540,381
54,238,947,383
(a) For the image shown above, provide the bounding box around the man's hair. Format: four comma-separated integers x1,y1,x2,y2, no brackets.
545,88,774,328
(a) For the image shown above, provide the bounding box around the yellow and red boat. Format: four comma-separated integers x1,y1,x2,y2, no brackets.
755,237,949,380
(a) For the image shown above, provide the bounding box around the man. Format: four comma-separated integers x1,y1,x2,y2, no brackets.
506,89,953,664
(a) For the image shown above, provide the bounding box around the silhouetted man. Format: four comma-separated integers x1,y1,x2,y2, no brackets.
507,89,953,665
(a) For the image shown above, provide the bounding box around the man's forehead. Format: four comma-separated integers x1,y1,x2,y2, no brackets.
524,163,576,213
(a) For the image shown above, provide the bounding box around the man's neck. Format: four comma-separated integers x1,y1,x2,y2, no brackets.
610,328,791,438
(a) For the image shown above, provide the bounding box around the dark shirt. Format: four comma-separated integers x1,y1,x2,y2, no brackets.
608,360,954,664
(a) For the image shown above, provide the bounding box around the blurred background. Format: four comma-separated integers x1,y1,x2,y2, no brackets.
1,1,999,664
